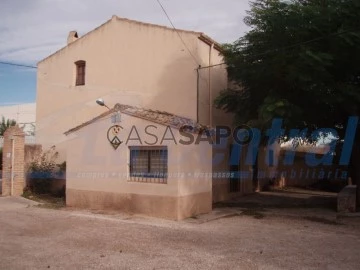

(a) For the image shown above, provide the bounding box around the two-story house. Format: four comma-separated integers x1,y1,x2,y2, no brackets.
36,16,253,219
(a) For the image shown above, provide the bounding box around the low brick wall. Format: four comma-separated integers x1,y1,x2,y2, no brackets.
276,151,348,189
337,185,357,213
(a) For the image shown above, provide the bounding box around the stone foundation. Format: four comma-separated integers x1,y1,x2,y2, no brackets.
67,189,212,220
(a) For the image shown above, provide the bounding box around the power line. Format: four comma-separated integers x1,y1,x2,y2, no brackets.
251,27,360,58
155,0,199,66
198,27,360,70
0,61,37,69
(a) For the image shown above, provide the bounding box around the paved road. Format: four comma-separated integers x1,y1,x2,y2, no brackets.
0,196,359,270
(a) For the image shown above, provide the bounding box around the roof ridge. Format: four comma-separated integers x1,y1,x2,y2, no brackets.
112,16,222,50
38,15,222,65
113,16,202,36
64,103,207,135
37,18,113,65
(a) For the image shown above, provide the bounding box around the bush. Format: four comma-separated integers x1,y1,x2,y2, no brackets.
53,185,66,198
28,146,59,194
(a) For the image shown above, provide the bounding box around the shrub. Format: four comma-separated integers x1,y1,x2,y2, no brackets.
28,146,59,194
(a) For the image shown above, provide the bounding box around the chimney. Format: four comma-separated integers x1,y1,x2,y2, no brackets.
67,31,78,45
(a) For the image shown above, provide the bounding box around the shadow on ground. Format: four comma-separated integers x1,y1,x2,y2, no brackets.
214,188,337,210
212,188,343,225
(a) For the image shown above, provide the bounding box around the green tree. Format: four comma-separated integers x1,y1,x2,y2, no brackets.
0,116,16,136
215,0,360,199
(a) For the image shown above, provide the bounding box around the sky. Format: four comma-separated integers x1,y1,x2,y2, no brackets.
0,0,250,105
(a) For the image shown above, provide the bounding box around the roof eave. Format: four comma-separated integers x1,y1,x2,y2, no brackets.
198,34,223,52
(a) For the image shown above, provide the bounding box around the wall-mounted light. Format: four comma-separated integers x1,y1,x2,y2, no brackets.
96,98,110,110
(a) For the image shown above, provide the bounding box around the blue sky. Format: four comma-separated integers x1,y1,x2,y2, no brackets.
0,0,250,105
0,65,37,104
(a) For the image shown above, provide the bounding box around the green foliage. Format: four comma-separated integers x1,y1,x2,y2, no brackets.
215,0,360,138
57,161,66,174
0,116,16,136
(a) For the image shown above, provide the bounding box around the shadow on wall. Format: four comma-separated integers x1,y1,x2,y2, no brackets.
152,54,199,121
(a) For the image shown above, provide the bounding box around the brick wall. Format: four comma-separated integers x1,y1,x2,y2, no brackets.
1,126,25,196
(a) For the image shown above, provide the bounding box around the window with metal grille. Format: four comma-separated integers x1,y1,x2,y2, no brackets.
75,60,86,86
129,147,168,183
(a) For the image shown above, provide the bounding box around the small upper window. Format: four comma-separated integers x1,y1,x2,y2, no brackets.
75,60,86,86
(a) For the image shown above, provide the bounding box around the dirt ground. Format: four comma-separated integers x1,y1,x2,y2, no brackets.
0,193,360,270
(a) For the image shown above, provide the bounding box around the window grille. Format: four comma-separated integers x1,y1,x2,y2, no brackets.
129,147,168,183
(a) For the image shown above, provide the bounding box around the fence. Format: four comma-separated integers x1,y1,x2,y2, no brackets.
0,135,36,147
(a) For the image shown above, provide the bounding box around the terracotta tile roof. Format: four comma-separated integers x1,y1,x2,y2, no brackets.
64,103,209,135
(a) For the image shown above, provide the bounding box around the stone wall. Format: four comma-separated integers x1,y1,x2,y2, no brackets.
276,150,348,189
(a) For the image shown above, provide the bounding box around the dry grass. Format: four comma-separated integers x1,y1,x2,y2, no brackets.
22,192,65,209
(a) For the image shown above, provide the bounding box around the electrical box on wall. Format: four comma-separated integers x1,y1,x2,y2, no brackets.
111,112,121,123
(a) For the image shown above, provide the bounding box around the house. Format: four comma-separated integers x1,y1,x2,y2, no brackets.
36,16,254,219
64,104,213,220
36,15,230,153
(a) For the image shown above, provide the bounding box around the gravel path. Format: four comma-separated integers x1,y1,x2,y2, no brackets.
0,197,359,270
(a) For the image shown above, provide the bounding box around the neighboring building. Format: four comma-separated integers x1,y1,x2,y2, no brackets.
36,16,253,219
0,103,36,136
0,103,36,148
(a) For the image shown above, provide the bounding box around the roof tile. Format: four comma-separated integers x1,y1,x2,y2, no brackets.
65,103,209,135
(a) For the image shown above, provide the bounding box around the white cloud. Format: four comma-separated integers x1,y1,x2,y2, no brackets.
0,0,250,65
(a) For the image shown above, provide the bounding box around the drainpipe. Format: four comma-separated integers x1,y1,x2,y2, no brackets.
196,65,201,122
11,136,15,196
209,43,214,127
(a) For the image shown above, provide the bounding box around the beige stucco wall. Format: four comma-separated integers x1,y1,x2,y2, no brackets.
36,17,229,158
197,41,230,127
66,113,212,220
212,142,254,203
